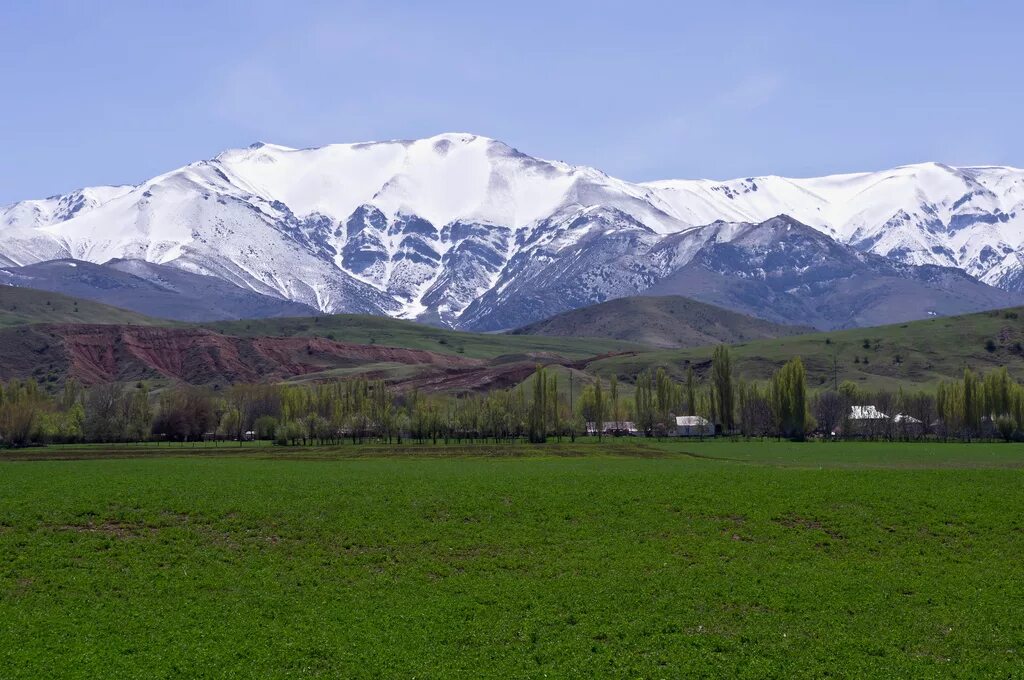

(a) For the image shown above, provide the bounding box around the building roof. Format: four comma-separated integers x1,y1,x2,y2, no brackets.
676,416,710,427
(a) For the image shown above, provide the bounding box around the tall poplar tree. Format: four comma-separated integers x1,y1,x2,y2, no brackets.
770,357,807,440
684,366,696,416
711,345,735,432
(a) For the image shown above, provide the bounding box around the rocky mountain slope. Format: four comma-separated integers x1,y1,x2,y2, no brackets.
642,217,1020,329
0,259,317,321
2,133,1022,329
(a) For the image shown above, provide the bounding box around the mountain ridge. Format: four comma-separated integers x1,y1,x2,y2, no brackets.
510,295,812,348
3,133,1023,330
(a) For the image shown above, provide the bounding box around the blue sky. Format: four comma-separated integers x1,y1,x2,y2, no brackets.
2,0,1021,203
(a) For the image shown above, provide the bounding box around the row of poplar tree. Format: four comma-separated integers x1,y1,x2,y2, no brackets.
1,347,1022,446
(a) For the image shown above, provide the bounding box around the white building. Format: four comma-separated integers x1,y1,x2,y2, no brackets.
586,421,639,436
675,415,714,437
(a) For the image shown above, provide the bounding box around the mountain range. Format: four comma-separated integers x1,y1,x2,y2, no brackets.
3,133,1023,329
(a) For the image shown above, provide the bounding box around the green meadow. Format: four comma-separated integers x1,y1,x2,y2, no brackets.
207,313,645,360
2,441,1023,678
590,306,1024,391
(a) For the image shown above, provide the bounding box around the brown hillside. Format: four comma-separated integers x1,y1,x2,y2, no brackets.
0,325,479,386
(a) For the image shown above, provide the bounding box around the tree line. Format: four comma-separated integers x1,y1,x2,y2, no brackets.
2,348,1023,447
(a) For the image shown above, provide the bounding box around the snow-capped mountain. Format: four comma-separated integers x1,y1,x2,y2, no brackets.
2,133,1023,329
649,162,1024,289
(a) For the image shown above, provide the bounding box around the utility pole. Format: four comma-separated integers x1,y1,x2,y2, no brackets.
833,352,839,392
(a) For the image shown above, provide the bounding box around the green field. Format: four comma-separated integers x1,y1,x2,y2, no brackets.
2,441,1023,677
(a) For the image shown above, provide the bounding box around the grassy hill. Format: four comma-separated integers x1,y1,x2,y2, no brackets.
207,313,647,360
511,295,811,348
0,287,647,390
9,283,1024,392
0,286,160,327
588,306,1024,390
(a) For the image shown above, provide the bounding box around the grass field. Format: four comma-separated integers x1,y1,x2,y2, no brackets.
2,440,1023,677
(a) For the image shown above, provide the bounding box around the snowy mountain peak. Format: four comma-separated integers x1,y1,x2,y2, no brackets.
197,132,650,234
2,133,1024,327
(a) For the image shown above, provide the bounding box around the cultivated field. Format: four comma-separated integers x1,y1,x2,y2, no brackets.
2,440,1023,678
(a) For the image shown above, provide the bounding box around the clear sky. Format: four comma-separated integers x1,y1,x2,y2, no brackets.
2,0,1022,204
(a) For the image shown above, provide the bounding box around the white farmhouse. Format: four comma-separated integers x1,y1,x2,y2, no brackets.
675,415,715,437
